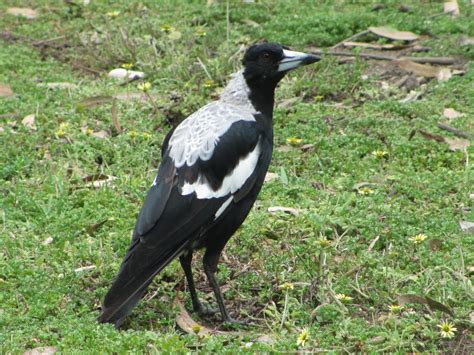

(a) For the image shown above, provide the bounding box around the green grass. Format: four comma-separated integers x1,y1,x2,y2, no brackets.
1,0,473,352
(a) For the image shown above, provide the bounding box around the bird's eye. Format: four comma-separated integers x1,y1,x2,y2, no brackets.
261,52,271,62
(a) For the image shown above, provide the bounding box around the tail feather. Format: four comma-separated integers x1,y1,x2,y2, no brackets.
99,239,189,327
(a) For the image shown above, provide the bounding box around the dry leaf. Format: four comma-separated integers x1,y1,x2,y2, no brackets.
113,92,149,102
255,334,276,345
82,174,117,188
276,145,292,153
242,19,260,28
22,114,36,130
399,90,423,104
437,68,452,81
418,130,446,143
459,35,474,46
444,1,460,17
86,219,109,236
459,221,474,233
264,172,278,182
168,30,182,41
277,97,299,109
79,96,113,109
0,83,14,97
111,99,121,132
394,59,442,79
367,235,380,252
443,108,463,120
6,7,38,19
268,206,300,217
91,130,109,139
397,294,453,315
42,236,54,246
428,239,443,251
301,143,315,152
39,82,77,90
445,138,470,151
368,26,419,41
74,265,96,273
174,296,214,335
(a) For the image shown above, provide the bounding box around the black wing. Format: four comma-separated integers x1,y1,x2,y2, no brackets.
99,120,262,326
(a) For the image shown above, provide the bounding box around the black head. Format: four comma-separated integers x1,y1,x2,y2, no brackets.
242,43,319,84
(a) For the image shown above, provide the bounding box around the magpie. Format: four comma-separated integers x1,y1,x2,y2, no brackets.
99,43,319,327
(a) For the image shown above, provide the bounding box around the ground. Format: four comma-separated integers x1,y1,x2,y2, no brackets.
1,0,473,353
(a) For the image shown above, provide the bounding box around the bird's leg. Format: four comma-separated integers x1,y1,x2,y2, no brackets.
179,251,217,316
203,247,246,325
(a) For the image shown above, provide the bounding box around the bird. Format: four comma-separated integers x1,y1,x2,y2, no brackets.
99,43,319,327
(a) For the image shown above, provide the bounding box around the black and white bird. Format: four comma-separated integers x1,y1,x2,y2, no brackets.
99,43,319,327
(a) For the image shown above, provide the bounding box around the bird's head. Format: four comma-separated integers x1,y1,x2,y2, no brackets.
242,43,319,84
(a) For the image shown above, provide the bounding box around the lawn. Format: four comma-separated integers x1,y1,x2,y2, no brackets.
1,0,473,353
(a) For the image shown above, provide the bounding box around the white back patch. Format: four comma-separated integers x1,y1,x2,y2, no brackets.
168,101,255,168
181,142,261,199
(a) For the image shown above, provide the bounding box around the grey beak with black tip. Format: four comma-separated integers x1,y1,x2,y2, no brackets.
278,49,320,72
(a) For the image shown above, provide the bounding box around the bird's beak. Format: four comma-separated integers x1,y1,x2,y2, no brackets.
277,49,320,72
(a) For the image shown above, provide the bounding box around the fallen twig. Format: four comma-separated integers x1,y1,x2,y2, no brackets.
310,49,456,65
331,30,370,49
437,123,472,139
32,36,66,46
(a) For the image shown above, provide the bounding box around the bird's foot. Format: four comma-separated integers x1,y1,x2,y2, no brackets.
195,303,219,317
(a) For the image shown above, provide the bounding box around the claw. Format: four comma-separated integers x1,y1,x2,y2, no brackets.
196,304,219,317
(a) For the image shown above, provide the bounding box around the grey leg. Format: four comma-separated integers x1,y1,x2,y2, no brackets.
179,251,216,316
203,247,245,325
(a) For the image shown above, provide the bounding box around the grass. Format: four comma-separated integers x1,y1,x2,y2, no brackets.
1,0,473,352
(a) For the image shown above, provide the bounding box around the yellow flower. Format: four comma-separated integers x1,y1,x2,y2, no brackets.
358,187,374,195
191,324,203,335
335,293,353,303
142,132,151,140
372,150,388,159
437,320,457,338
106,11,120,18
121,63,134,69
85,128,94,136
388,304,402,315
297,328,310,347
128,130,139,138
160,24,174,33
203,80,215,88
409,233,427,244
194,28,207,37
55,122,70,138
279,282,294,290
315,238,331,248
287,137,302,146
138,82,151,92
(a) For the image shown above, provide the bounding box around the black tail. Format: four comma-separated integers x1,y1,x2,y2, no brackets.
99,236,189,327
